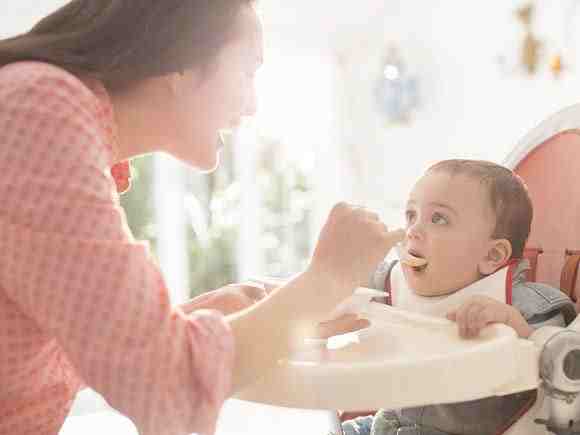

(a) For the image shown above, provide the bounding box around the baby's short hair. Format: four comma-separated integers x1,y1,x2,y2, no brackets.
427,159,533,258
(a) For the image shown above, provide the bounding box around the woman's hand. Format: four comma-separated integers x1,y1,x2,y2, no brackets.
308,202,405,301
180,283,268,316
446,295,533,339
314,314,370,339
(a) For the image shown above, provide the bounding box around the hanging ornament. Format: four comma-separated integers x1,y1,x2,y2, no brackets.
517,3,542,75
554,0,580,78
550,53,564,78
500,2,578,79
374,45,419,125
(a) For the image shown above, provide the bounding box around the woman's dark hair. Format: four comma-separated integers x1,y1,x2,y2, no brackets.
0,0,254,90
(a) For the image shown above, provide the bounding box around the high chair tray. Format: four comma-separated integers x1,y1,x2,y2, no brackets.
236,301,540,411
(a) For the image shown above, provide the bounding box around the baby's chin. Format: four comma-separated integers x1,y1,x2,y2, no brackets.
402,265,462,297
411,286,457,297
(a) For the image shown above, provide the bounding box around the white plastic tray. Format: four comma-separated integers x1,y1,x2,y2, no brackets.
237,299,540,411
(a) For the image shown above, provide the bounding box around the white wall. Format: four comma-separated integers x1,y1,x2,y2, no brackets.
0,1,67,38
325,0,580,226
258,0,580,227
4,0,580,231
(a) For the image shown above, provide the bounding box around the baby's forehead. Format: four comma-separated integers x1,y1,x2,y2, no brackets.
410,171,496,214
413,171,488,197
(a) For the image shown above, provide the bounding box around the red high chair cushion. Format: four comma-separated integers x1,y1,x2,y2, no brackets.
513,131,580,300
339,410,374,423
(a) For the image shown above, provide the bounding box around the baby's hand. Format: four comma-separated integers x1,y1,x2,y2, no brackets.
446,295,533,339
314,314,370,339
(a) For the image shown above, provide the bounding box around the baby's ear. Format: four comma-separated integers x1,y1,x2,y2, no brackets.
479,239,512,275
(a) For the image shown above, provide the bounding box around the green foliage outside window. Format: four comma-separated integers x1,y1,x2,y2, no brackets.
119,136,313,300
257,137,314,278
119,155,158,254
184,144,240,296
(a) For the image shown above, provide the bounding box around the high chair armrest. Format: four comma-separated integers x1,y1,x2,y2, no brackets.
560,251,580,302
339,410,375,423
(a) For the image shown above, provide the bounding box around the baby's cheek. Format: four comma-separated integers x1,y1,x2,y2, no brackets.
438,248,469,271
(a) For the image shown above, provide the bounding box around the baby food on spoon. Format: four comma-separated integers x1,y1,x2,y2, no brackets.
396,244,428,271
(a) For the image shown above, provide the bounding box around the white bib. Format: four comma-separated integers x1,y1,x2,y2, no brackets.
387,262,512,318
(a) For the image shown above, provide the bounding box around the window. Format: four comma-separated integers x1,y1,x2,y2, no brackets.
121,53,339,302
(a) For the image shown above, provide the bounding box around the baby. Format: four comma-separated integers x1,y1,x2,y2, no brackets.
324,159,576,435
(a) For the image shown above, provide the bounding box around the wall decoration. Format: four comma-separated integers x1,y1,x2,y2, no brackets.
374,45,420,125
498,1,580,79
517,3,542,75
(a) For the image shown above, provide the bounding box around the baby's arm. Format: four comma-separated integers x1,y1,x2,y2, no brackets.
446,295,533,339
341,415,374,435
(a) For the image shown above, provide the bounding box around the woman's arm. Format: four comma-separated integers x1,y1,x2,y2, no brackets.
227,271,330,391
227,203,405,392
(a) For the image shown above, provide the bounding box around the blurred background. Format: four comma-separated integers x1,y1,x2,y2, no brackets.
4,0,580,428
2,0,580,303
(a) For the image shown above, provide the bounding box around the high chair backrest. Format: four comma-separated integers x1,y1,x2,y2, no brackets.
504,104,580,303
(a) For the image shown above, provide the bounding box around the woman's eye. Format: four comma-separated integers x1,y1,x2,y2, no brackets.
405,210,416,223
432,212,448,225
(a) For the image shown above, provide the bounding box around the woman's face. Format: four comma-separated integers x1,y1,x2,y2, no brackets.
165,6,263,170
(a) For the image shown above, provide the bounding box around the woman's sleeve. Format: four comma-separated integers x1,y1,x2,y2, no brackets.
0,64,234,435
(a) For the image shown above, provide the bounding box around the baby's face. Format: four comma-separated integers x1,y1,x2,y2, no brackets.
402,171,497,296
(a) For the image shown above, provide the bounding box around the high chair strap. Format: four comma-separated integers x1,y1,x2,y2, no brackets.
560,251,580,302
382,262,394,306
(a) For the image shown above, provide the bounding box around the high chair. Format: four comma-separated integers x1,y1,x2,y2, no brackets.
506,106,580,307
501,104,580,434
230,105,580,435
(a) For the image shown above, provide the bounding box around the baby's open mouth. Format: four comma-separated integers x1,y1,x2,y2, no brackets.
397,245,429,272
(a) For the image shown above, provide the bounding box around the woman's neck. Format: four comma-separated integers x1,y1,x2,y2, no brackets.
109,88,160,161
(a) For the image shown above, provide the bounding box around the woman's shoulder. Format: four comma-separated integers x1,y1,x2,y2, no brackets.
0,61,95,101
0,61,106,129
0,61,118,199
0,61,114,165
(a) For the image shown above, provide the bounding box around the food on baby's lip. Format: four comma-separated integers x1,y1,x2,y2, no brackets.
396,244,428,268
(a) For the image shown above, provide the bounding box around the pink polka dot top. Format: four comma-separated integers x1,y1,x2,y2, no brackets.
0,61,234,435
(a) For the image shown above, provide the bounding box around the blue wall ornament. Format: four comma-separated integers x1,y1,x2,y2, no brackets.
374,46,420,125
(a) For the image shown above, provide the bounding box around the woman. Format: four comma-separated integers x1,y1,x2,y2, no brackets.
0,1,404,434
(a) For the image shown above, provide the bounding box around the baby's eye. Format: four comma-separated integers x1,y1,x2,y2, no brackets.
432,212,448,225
405,210,416,223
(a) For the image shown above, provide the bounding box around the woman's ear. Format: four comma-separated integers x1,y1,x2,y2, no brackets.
479,239,512,275
166,72,183,96
168,69,203,96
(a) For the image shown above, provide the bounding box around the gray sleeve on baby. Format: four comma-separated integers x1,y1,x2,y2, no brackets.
341,415,374,435
512,281,577,326
368,260,398,290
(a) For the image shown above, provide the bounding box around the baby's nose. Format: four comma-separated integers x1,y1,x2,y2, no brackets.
406,221,425,241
